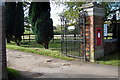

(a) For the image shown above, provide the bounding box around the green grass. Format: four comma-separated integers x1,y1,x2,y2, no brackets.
7,39,119,66
6,40,74,61
24,31,34,34
95,50,120,66
7,67,21,79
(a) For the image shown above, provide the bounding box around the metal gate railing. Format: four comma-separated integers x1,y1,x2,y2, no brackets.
61,11,87,61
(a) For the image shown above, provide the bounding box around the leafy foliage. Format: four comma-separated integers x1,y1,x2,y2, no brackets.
5,2,24,45
23,2,31,25
59,2,120,21
60,2,120,44
29,2,53,49
5,2,16,43
101,2,120,39
100,2,120,20
14,2,24,45
59,2,84,24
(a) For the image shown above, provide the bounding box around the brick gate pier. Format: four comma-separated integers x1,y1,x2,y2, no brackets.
81,3,105,62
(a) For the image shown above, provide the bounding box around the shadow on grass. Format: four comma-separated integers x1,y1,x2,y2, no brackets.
7,67,21,80
96,49,120,66
97,50,120,61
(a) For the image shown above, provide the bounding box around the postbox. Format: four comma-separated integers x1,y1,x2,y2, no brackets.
96,27,102,46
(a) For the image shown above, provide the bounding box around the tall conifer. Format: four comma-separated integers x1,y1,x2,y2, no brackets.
29,2,53,49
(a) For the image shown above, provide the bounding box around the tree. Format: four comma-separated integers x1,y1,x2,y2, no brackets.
5,2,16,43
5,2,24,45
13,2,24,46
23,1,31,25
59,2,84,24
101,2,120,20
102,2,120,43
117,21,120,47
60,2,120,21
29,2,53,49
60,2,120,46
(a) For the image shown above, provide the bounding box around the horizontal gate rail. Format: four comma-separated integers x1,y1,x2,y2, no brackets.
61,40,85,42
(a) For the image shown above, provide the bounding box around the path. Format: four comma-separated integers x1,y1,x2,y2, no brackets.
7,49,118,78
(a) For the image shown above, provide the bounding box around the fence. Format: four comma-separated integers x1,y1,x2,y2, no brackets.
104,33,113,39
104,36,113,39
22,33,113,42
22,34,61,42
22,34,35,42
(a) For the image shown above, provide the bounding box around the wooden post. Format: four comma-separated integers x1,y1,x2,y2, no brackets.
0,2,8,79
52,34,54,42
23,34,24,41
29,33,30,42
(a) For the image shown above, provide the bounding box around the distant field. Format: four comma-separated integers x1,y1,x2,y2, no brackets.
22,34,61,41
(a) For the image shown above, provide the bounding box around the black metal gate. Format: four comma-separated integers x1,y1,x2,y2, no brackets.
61,11,86,60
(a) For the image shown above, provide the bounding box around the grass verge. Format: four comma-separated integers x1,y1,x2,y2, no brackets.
7,40,119,66
7,67,21,79
6,40,74,61
95,50,120,66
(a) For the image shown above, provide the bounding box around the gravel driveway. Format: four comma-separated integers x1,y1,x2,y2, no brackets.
7,49,118,78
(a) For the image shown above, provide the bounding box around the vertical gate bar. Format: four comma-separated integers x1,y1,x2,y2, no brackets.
65,19,67,56
23,34,24,41
78,17,81,57
83,11,86,61
61,16,64,55
61,18,63,54
29,33,30,42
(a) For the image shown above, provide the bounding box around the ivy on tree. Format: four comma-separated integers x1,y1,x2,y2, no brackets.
29,2,53,49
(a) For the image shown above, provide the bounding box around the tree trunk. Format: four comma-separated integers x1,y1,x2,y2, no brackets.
15,36,22,46
112,14,117,38
117,23,120,47
6,35,11,43
16,43,20,46
43,42,49,49
112,22,117,38
7,39,10,43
